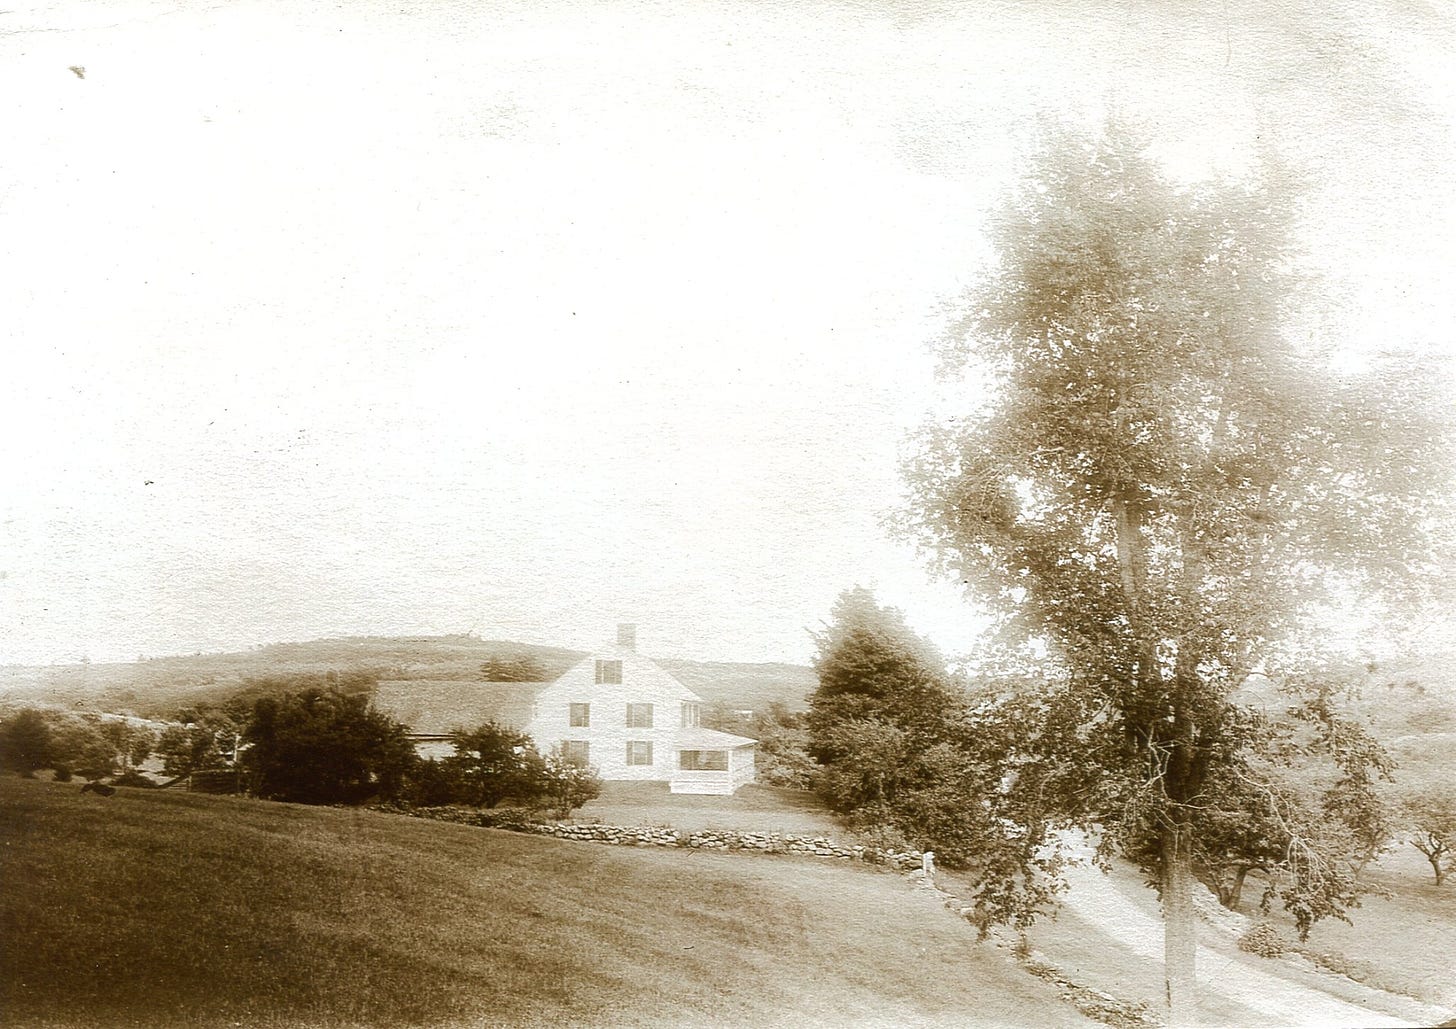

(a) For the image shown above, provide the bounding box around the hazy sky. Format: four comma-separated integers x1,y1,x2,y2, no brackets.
2,0,1453,666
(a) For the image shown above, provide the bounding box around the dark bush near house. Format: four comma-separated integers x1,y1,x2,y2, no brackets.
242,688,416,805
441,722,544,809
401,757,458,807
538,748,603,819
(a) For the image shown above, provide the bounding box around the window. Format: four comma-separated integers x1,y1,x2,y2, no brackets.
625,703,653,728
626,741,653,766
594,659,622,685
678,749,727,771
569,702,590,727
561,740,590,766
680,702,700,728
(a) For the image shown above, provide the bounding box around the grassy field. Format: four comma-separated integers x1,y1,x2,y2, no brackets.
0,776,1089,1029
1280,846,1456,1008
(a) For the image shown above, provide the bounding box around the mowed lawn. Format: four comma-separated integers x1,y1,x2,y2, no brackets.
0,778,1089,1029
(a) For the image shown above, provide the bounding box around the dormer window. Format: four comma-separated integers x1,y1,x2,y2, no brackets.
595,659,622,685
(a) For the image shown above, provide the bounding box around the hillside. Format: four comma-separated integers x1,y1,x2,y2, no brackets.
0,777,1087,1029
0,636,817,719
656,658,817,713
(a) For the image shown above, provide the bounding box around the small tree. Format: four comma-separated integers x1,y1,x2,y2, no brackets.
48,715,119,781
100,720,155,775
443,722,543,808
156,706,245,777
1404,789,1456,886
400,757,458,807
539,747,603,819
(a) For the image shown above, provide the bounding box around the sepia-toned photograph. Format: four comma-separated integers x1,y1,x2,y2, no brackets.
2,1,1454,1026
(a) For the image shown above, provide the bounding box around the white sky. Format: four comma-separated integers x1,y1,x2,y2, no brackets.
2,0,1454,666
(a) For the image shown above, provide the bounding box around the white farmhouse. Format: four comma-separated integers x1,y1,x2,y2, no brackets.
374,624,757,795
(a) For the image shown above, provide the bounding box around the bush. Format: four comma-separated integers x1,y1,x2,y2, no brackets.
0,709,53,776
401,758,457,807
1237,921,1288,958
538,749,602,819
110,770,158,789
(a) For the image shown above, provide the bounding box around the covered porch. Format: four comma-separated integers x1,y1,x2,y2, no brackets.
668,727,757,795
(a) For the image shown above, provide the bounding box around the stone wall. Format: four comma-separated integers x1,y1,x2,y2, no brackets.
381,803,925,870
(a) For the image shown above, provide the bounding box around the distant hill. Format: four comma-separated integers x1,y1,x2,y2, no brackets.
0,636,816,718
657,658,816,713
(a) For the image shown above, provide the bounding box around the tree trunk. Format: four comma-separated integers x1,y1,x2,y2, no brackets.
1162,829,1198,1027
1222,865,1249,911
1431,854,1446,887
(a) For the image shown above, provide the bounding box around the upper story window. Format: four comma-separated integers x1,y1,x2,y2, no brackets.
680,702,700,728
595,659,622,685
625,703,653,728
569,703,590,728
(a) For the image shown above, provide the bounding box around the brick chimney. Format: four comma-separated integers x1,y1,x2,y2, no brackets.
617,623,637,652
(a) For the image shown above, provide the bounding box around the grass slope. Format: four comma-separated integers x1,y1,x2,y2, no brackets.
0,777,1086,1029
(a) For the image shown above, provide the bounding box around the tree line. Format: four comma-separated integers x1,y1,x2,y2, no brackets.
1,684,601,820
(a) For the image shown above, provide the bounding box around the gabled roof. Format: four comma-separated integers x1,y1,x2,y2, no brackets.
549,649,705,703
373,680,543,736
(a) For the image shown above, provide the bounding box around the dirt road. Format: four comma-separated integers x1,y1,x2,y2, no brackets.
1053,848,1454,1028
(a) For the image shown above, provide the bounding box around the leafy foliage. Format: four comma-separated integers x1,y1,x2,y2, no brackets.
900,119,1453,1011
0,709,52,776
1402,788,1456,886
242,689,416,805
156,705,245,777
808,587,965,758
539,747,604,819
441,722,545,808
806,589,1066,929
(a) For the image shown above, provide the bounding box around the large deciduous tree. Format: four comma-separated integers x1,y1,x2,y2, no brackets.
902,121,1453,1021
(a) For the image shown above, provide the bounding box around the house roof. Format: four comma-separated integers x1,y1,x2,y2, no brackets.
373,680,543,736
675,727,757,749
